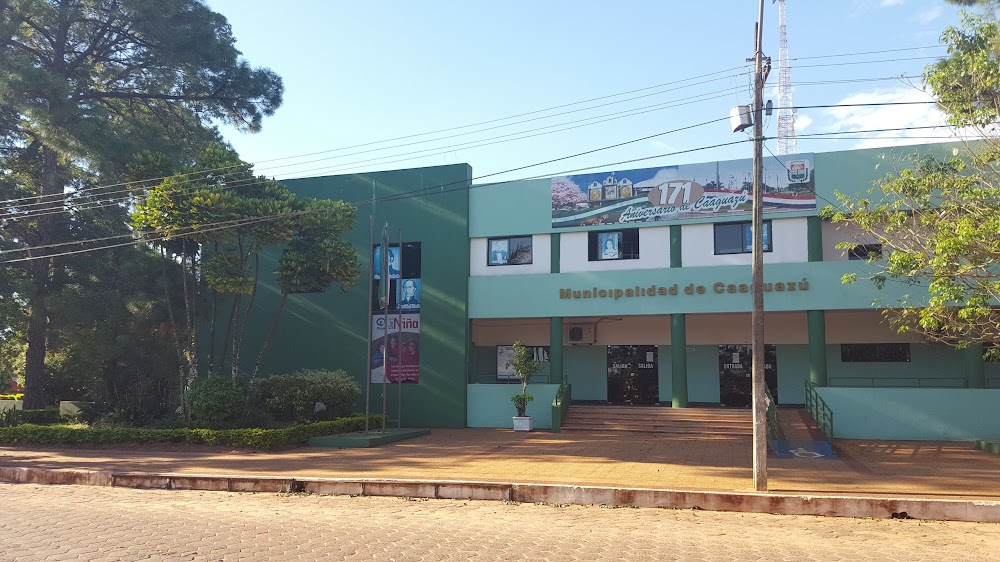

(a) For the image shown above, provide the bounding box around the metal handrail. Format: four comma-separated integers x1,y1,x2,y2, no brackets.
827,377,968,388
764,384,784,454
805,381,834,443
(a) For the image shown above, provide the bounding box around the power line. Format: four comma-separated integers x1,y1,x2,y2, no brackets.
2,123,977,262
0,138,755,263
0,44,951,208
5,92,948,221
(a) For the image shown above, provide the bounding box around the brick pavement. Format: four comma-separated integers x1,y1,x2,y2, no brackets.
1,429,999,498
1,483,999,561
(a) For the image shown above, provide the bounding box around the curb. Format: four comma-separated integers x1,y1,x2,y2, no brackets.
1,466,998,523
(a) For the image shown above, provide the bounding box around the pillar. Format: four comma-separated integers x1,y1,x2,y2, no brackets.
670,225,682,268
807,216,823,263
965,343,985,389
671,313,688,407
807,310,828,387
550,318,564,384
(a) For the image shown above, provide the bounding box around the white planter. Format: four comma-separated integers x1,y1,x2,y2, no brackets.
513,416,533,432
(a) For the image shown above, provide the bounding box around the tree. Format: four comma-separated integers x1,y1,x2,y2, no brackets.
506,341,539,417
0,0,282,408
824,15,1000,349
133,146,360,395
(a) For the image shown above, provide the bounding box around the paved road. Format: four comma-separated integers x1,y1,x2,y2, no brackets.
1,484,998,561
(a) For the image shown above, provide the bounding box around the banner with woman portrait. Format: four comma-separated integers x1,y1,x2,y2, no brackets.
370,242,422,383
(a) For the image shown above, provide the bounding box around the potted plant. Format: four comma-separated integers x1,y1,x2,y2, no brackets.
507,341,540,431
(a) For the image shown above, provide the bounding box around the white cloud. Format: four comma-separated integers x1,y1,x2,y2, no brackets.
917,6,942,23
821,87,974,149
650,140,676,152
794,114,813,132
881,0,904,6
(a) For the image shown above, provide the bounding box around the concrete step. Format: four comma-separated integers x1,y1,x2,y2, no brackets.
561,405,753,438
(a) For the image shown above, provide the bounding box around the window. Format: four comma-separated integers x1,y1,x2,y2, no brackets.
588,229,639,261
848,244,882,260
714,220,771,255
487,236,532,266
841,343,911,362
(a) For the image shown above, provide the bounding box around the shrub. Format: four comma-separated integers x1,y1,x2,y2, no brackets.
0,414,382,449
19,409,61,425
184,377,247,426
250,369,360,423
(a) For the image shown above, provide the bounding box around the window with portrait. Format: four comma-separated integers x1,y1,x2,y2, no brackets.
487,236,532,266
713,220,772,255
588,229,639,261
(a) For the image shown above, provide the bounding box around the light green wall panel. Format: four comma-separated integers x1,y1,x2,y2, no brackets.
987,361,1000,388
812,142,964,204
816,388,1000,440
827,344,966,387
565,346,608,401
467,384,560,429
657,345,673,403
469,178,552,238
469,261,916,318
688,345,720,404
776,344,809,405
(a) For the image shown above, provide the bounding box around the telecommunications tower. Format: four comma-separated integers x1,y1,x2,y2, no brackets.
775,0,797,155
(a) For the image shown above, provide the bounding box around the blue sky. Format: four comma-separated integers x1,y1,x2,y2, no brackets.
204,0,966,182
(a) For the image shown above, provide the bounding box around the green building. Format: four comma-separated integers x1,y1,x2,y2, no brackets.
239,142,1000,440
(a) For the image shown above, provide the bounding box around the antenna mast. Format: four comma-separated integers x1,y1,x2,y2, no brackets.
775,0,797,155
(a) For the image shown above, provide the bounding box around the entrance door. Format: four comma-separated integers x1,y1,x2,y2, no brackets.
718,344,778,407
607,345,659,405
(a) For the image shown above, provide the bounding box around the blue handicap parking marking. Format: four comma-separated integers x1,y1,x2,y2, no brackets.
772,440,837,459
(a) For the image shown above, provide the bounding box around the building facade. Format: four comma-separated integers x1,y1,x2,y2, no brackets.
244,142,1000,440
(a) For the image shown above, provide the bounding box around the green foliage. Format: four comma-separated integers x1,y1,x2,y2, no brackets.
184,377,247,426
925,15,1000,128
0,408,19,428
19,409,61,425
0,415,382,450
506,342,540,417
250,369,360,423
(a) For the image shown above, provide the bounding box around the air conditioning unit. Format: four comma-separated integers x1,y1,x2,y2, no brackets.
565,323,596,345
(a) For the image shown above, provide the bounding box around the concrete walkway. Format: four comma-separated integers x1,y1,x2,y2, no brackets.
1,428,998,499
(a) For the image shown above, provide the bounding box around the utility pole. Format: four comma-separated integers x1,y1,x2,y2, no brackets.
750,0,769,492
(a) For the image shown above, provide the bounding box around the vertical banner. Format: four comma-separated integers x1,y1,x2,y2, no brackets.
370,242,421,383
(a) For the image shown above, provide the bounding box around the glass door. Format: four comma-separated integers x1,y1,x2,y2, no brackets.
718,344,778,407
607,345,659,405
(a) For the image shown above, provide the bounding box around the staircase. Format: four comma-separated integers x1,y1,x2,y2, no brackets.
560,404,753,438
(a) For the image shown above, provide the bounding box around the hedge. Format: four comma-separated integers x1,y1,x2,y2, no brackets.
0,414,383,450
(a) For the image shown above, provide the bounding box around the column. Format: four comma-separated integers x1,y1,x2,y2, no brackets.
807,310,828,386
671,313,688,408
670,225,682,268
806,216,823,262
965,343,985,389
550,318,564,384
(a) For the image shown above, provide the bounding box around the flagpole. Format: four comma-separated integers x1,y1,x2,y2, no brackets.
381,221,390,434
364,180,375,434
397,228,404,430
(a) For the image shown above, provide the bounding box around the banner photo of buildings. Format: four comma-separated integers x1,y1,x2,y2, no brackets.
370,242,422,384
551,154,815,228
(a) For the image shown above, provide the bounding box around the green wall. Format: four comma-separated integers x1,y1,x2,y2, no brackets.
468,261,918,319
467,384,561,429
225,164,472,428
827,344,967,388
816,387,1000,440
565,345,608,401
776,344,809,405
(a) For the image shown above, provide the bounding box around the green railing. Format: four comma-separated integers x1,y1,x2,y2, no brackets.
764,384,784,454
805,381,834,443
551,383,571,433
